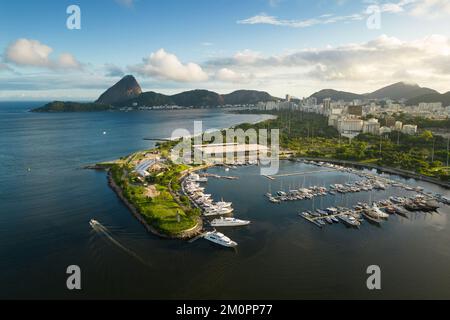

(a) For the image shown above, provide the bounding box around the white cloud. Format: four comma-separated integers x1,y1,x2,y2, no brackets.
205,34,450,95
269,0,282,8
409,0,450,18
129,48,208,82
115,0,134,7
234,49,263,64
238,13,333,28
215,68,251,82
238,1,450,29
4,38,81,70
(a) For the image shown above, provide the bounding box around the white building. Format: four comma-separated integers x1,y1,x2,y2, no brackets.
337,118,364,133
402,124,418,135
379,126,392,135
363,118,381,135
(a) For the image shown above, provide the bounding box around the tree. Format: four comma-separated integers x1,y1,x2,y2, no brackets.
420,130,433,141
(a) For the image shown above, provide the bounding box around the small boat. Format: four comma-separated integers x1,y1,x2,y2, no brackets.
372,203,389,219
210,217,250,227
324,216,333,224
203,207,234,216
204,231,237,247
363,210,383,224
338,214,361,228
215,201,233,208
384,206,396,214
89,219,100,228
316,219,326,226
404,201,421,212
393,205,409,217
269,197,281,204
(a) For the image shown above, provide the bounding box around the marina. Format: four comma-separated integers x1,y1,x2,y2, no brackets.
182,172,247,247
192,159,448,235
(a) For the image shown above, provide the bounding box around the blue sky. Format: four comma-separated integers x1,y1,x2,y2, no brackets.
1,0,450,100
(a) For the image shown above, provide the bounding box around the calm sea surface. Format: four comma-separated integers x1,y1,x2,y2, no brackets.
0,102,449,299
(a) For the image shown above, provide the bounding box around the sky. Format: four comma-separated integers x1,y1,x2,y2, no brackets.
0,0,450,100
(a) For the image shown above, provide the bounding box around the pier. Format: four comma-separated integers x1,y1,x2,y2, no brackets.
201,173,239,180
268,169,336,179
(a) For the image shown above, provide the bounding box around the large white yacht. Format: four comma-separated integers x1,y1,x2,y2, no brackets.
203,206,234,216
210,217,250,227
372,203,389,218
204,231,237,247
215,201,233,208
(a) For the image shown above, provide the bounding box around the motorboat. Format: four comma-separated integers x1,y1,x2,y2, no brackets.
338,214,361,228
89,219,100,228
204,231,237,247
372,203,389,219
362,209,383,224
210,217,250,227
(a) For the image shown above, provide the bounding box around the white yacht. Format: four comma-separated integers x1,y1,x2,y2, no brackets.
203,207,234,216
210,217,250,227
215,201,233,208
188,173,208,183
372,203,389,218
204,231,237,247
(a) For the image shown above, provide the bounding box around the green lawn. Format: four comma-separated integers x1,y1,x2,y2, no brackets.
111,161,199,236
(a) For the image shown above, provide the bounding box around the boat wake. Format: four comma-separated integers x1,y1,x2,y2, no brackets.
89,219,151,267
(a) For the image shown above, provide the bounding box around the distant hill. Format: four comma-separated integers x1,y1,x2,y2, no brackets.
406,91,450,106
32,101,111,112
95,75,142,105
365,82,438,101
115,89,277,108
223,90,277,105
309,82,441,102
311,89,364,103
171,89,224,107
115,91,173,107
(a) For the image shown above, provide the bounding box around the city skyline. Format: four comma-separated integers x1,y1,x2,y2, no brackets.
1,0,450,100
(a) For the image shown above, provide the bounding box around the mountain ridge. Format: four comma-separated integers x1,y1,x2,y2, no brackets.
33,75,279,112
31,76,449,112
310,82,440,102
